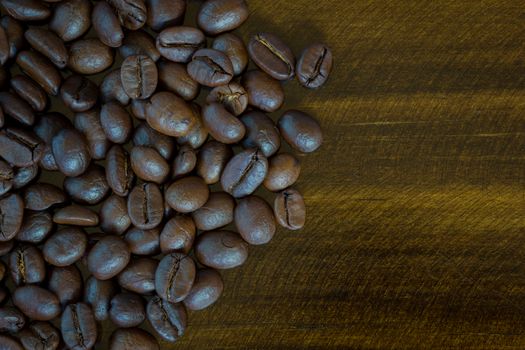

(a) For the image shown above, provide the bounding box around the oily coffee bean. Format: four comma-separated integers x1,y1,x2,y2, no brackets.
176,103,208,149
100,69,131,105
0,16,24,59
13,285,60,321
88,235,131,280
202,102,245,144
242,70,284,112
34,113,73,171
100,102,133,144
264,153,301,191
147,0,186,32
10,75,47,112
0,160,12,196
61,303,97,350
0,307,25,333
24,183,66,211
93,1,124,48
119,30,160,62
158,60,200,101
146,91,196,137
197,0,249,36
110,328,160,350
60,75,98,112
248,32,295,81
196,140,233,185
207,82,248,116
121,55,158,100
9,244,46,285
130,146,170,184
43,227,87,266
109,292,146,328
74,109,111,160
106,145,135,197
24,27,68,69
124,227,160,256
274,187,306,230
0,92,34,126
156,26,205,63
84,276,118,322
107,0,147,30
212,33,248,76
48,264,83,306
53,204,99,226
12,164,39,190
159,215,196,254
16,51,62,95
127,183,163,229
278,110,323,153
183,269,224,311
221,148,268,198
49,0,91,42
192,192,235,231
0,0,51,21
0,128,44,168
69,38,115,75
133,122,176,160
15,210,53,243
18,322,60,350
0,334,23,350
172,145,197,178
166,176,209,213
297,43,333,88
100,194,132,235
52,128,92,177
240,110,281,157
117,257,157,294
195,230,249,269
187,49,234,87
64,164,110,205
235,196,276,245
155,253,196,303
146,297,186,343
0,194,24,242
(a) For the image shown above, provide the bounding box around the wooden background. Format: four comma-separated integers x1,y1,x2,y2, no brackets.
169,0,525,349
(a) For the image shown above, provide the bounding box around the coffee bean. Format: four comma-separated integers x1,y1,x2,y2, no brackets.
187,49,234,87
0,160,12,196
52,128,92,177
18,322,60,350
12,164,39,190
43,227,87,266
119,30,160,62
0,128,44,168
53,204,99,226
0,307,25,333
15,210,53,243
195,230,249,269
0,240,14,256
207,82,248,116
221,148,268,198
202,102,245,144
0,0,51,21
155,253,195,302
100,194,132,235
183,269,224,311
156,26,205,63
74,109,111,160
69,38,115,75
273,188,306,230
100,69,131,105
9,244,46,285
242,70,284,112
10,75,47,112
297,43,333,89
48,264,83,306
158,60,200,101
172,145,197,178
127,183,163,229
147,297,186,343
235,196,276,245
88,235,131,280
34,113,71,170
175,103,208,149
64,165,109,205
93,1,124,48
0,16,23,59
117,258,157,294
49,0,91,42
278,110,323,153
130,146,170,184
146,91,195,137
248,32,295,80
147,0,185,32
106,145,135,197
121,55,158,100
0,26,7,65
124,227,160,256
60,303,97,349
13,285,60,321
60,75,98,112
84,276,118,322
16,51,62,95
159,215,195,254
263,153,301,191
197,0,249,36
0,92,34,126
240,110,281,157
192,192,235,231
107,0,147,30
166,176,209,213
110,328,160,350
24,27,68,68
24,183,66,211
196,140,233,185
109,292,146,328
101,102,133,144
212,33,248,76
133,122,176,160
131,99,148,120
0,261,5,281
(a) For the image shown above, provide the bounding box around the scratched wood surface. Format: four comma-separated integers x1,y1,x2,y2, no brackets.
160,0,525,349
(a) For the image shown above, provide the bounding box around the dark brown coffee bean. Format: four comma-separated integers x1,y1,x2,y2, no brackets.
207,82,248,116
69,38,114,75
15,210,53,243
24,27,68,68
183,269,223,311
34,113,72,170
297,43,333,89
175,103,208,149
0,26,7,65
156,26,205,63
155,253,195,302
195,230,248,269
248,32,295,81
48,264,83,306
212,33,248,76
197,0,249,36
0,92,34,125
121,55,158,100
127,183,163,229
124,227,160,256
0,16,24,59
100,102,133,144
64,165,109,205
16,51,62,96
24,183,65,211
278,110,323,153
119,30,160,62
107,0,147,30
0,0,51,21
273,187,306,230
117,258,157,294
84,276,118,322
0,307,25,333
132,122,176,160
240,110,281,157
235,196,276,245
9,244,46,285
88,235,130,280
0,240,14,256
49,0,91,41
242,70,284,112
12,164,39,190
52,128,91,177
172,145,197,178
53,204,99,226
13,285,60,321
146,0,185,32
43,227,87,266
166,176,209,213
106,145,135,197
221,148,268,198
0,334,23,350
202,102,245,144
18,322,60,350
0,160,12,196
0,128,44,167
146,297,186,343
158,60,200,101
0,194,24,242
159,215,195,254
130,146,170,184
74,109,111,160
60,75,98,112
264,153,301,191
100,69,131,105
146,91,196,137
92,1,124,48
109,292,146,328
60,303,97,349
192,192,234,231
196,140,233,185
100,194,132,235
10,75,47,112
131,99,148,120
187,49,234,87
110,328,160,350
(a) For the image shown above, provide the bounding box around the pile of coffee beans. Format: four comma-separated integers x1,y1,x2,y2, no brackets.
0,0,332,348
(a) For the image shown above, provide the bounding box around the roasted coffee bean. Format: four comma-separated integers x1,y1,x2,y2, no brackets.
24,27,68,69
109,292,146,328
49,0,91,42
155,253,195,302
100,102,133,144
121,55,158,100
197,0,249,36
0,16,24,59
159,215,195,254
274,188,306,230
196,140,233,184
117,258,157,294
146,297,186,343
34,113,72,170
0,0,51,21
119,30,160,62
221,148,268,198
202,102,245,144
130,146,170,184
242,70,284,112
64,165,109,205
127,183,163,229
52,128,91,177
106,145,135,197
264,153,301,191
212,33,248,76
69,38,115,75
10,75,47,112
278,110,323,153
18,321,60,350
195,230,248,269
53,205,99,226
183,269,223,311
15,211,53,243
0,307,25,333
297,43,332,88
9,244,46,285
60,75,98,112
48,264,83,306
88,235,131,280
124,227,160,256
0,128,44,168
131,99,148,120
84,276,118,322
0,26,7,65
93,1,124,48
0,160,12,196
16,51,62,95
172,145,197,178
166,176,209,213
61,303,97,349
100,194,132,235
235,196,276,245
146,91,195,137
108,0,147,30
110,328,160,350
147,0,185,31
192,192,234,231
13,285,60,321
187,49,234,87
74,109,111,160
133,122,176,160
158,60,200,101
0,334,23,350
176,103,208,149
248,32,295,80
43,227,87,266
24,183,65,211
207,82,248,116
0,92,34,125
240,110,281,157
100,69,131,105
0,194,22,242
156,26,205,63
12,164,39,190
0,240,14,256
